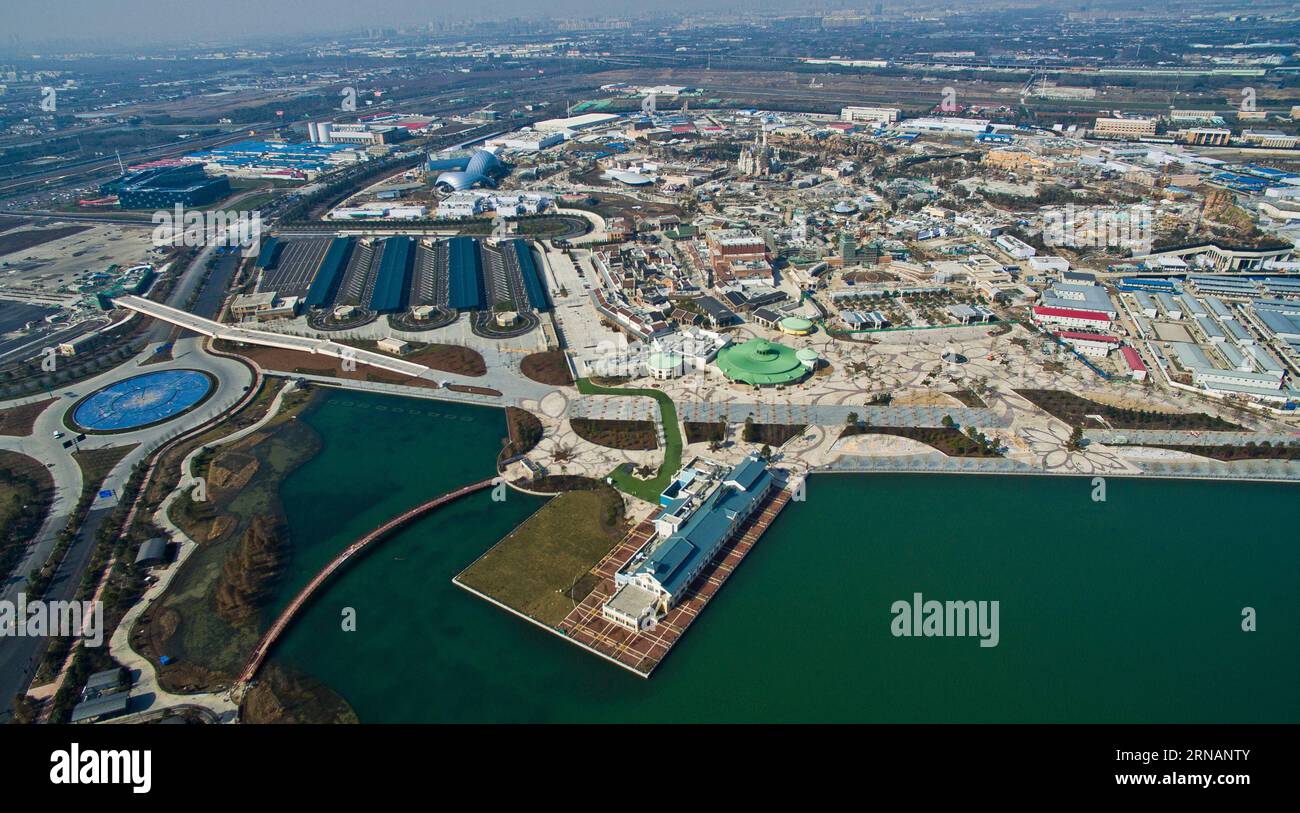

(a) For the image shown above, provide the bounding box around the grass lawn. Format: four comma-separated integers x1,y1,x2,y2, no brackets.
570,417,658,450
456,488,625,626
575,378,682,502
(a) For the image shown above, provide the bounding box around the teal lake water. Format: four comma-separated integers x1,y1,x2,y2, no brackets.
267,389,1300,722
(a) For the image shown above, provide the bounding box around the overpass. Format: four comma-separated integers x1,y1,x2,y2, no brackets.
113,294,430,378
237,477,499,687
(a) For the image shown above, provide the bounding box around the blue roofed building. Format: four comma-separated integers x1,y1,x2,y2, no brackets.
370,237,413,313
603,455,774,632
100,164,231,209
447,236,485,310
305,237,353,308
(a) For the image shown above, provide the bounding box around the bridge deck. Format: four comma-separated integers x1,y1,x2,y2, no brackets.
238,477,497,685
114,294,430,378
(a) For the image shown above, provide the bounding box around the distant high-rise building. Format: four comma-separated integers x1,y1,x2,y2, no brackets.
840,106,900,126
1092,117,1158,140
839,233,858,263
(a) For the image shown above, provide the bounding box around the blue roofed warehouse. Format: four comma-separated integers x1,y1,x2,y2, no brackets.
369,237,413,313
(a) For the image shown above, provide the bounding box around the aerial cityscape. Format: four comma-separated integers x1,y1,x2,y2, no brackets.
0,0,1295,772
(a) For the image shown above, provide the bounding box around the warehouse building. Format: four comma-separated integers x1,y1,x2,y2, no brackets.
101,164,230,209
840,106,901,125
1093,117,1158,139
1040,282,1117,317
1121,346,1148,381
1133,291,1159,318
1032,305,1111,331
370,237,413,313
70,669,130,724
1173,341,1285,393
447,236,486,310
1054,331,1120,358
305,237,354,308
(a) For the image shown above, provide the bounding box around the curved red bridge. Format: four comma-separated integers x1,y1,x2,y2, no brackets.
238,477,498,686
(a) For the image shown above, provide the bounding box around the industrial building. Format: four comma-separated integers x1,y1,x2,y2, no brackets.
1039,282,1117,317
252,234,549,329
369,236,413,313
447,235,485,310
435,190,551,219
840,106,901,126
330,203,428,220
1054,331,1120,358
308,121,412,147
484,129,565,152
533,112,620,133
1121,346,1149,381
69,669,130,724
100,164,230,209
189,140,367,181
1031,305,1112,331
1171,340,1290,398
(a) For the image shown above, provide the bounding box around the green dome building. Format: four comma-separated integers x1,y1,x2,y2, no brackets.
715,338,809,386
778,316,815,336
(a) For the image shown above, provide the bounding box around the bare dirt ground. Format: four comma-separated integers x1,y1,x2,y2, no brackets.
1081,390,1181,414
892,391,964,407
0,398,55,435
224,345,440,390
521,351,574,386
0,226,92,257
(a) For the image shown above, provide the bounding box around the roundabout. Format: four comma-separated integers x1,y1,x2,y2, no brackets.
69,369,217,433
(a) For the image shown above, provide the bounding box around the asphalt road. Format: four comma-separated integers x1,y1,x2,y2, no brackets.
0,234,252,719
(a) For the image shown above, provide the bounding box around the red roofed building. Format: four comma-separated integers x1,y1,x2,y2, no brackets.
1121,345,1149,381
1032,305,1111,330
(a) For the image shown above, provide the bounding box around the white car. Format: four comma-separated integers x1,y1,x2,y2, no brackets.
52,431,64,439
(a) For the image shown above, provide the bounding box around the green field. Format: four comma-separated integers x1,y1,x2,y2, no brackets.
575,378,682,502
455,488,625,626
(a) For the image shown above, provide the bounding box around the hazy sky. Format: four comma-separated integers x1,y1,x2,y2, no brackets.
5,0,799,47
3,1,1179,49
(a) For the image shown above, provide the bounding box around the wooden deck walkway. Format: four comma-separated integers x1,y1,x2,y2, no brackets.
557,482,793,676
